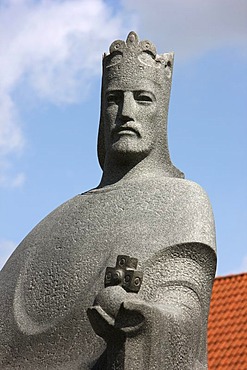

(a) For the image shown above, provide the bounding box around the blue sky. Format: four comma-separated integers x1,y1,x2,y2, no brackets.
1,0,246,275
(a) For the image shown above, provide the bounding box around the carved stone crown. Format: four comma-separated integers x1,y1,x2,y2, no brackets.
102,31,174,87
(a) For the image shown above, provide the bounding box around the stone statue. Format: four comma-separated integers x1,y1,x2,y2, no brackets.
0,32,216,369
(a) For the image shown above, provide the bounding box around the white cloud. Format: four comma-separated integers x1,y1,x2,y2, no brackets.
2,0,246,188
0,95,24,155
0,166,26,188
123,0,247,59
0,239,17,270
0,0,132,187
0,0,128,102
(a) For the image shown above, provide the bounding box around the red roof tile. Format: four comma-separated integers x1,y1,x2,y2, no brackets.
208,273,247,369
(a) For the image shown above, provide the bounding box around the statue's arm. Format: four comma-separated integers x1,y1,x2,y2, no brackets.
126,285,203,369
88,243,216,369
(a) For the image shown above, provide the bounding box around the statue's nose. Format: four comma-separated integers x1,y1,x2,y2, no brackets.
121,92,135,122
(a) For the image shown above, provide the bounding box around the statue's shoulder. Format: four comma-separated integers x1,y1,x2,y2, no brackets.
1,194,87,269
165,177,214,218
35,193,91,222
155,177,216,253
153,176,212,207
161,176,208,192
173,178,211,202
178,179,214,216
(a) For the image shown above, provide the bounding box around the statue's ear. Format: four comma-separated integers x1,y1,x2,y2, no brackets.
97,76,105,170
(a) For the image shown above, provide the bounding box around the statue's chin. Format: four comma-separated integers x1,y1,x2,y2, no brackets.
109,138,152,164
110,148,149,165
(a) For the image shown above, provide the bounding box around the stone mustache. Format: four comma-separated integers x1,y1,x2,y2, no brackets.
0,32,216,369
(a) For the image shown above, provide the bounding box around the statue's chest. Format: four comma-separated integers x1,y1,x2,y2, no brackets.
78,189,177,258
14,182,201,329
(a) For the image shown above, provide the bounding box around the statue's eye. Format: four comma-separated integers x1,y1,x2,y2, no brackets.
106,92,122,105
134,91,154,104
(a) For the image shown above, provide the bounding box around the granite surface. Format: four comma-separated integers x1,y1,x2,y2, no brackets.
0,32,216,369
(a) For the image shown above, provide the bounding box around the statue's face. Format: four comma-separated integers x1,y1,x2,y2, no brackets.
103,78,160,161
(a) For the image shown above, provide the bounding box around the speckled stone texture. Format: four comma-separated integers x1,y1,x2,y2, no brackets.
0,32,216,369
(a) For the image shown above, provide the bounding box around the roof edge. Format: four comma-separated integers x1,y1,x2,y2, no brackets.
215,271,247,280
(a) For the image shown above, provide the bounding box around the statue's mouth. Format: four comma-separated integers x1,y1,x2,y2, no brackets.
114,125,140,137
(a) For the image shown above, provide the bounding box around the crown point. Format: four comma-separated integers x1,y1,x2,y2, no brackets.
129,34,135,42
126,31,138,46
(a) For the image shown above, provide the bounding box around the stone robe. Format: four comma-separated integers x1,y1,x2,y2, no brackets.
0,176,216,369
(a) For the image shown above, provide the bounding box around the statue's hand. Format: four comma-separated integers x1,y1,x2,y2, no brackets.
87,286,146,342
117,298,152,335
87,286,127,341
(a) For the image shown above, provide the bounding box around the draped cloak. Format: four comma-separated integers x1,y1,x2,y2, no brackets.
0,176,216,369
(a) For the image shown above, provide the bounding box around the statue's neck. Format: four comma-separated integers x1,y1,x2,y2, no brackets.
98,153,168,188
